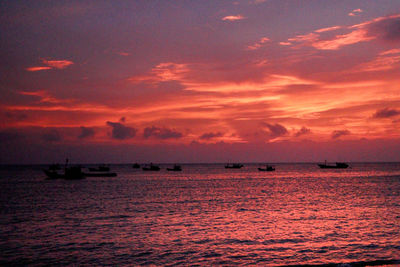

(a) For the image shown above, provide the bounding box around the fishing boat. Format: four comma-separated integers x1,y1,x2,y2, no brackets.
225,163,243,169
43,159,85,180
167,164,182,171
142,163,160,171
258,165,275,171
318,161,349,169
44,166,85,180
48,163,61,171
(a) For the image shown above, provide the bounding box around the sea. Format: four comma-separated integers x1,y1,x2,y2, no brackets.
1,162,400,266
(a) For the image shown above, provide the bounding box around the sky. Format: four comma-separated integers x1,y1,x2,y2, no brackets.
1,0,400,164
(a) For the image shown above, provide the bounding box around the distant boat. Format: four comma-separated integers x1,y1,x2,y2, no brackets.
132,163,140,169
225,163,243,169
167,164,182,171
88,164,110,172
318,161,349,169
258,165,275,171
142,163,160,171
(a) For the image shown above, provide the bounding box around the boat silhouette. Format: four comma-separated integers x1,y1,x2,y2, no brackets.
142,163,160,171
83,171,117,177
258,165,275,171
44,164,85,180
225,163,243,169
167,164,182,171
318,161,349,169
132,163,140,168
88,164,110,172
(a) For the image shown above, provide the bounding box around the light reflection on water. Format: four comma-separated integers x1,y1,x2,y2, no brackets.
0,163,399,265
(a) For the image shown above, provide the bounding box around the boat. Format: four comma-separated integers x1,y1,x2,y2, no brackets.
44,166,85,180
225,163,243,169
48,163,61,171
44,159,85,180
132,163,140,168
142,163,160,171
88,164,110,172
258,165,275,171
167,164,182,171
318,161,349,169
83,172,117,177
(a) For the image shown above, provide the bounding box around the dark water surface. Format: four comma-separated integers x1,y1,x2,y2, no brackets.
1,163,400,266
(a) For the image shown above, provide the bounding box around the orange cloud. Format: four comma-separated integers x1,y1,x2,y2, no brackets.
222,15,245,21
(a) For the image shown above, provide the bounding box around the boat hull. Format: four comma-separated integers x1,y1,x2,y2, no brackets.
83,172,117,177
318,163,349,169
258,167,275,171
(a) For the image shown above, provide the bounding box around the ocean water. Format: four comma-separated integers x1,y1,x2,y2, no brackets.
1,163,400,266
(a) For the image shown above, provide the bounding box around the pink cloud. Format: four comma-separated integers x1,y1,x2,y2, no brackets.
349,8,363,16
283,13,400,50
117,52,131,56
380,48,400,55
247,37,270,50
314,26,342,33
42,59,73,69
311,28,373,50
222,15,245,21
26,66,52,72
356,53,400,72
128,62,189,84
26,59,74,72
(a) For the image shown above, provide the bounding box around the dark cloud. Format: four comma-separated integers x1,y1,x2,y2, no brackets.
143,126,183,139
106,121,136,140
199,132,224,140
373,108,400,118
366,15,400,42
331,130,351,139
263,123,288,138
78,126,95,139
295,126,311,137
41,129,62,142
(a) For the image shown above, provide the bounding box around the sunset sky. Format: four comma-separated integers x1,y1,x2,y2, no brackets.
1,0,400,163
